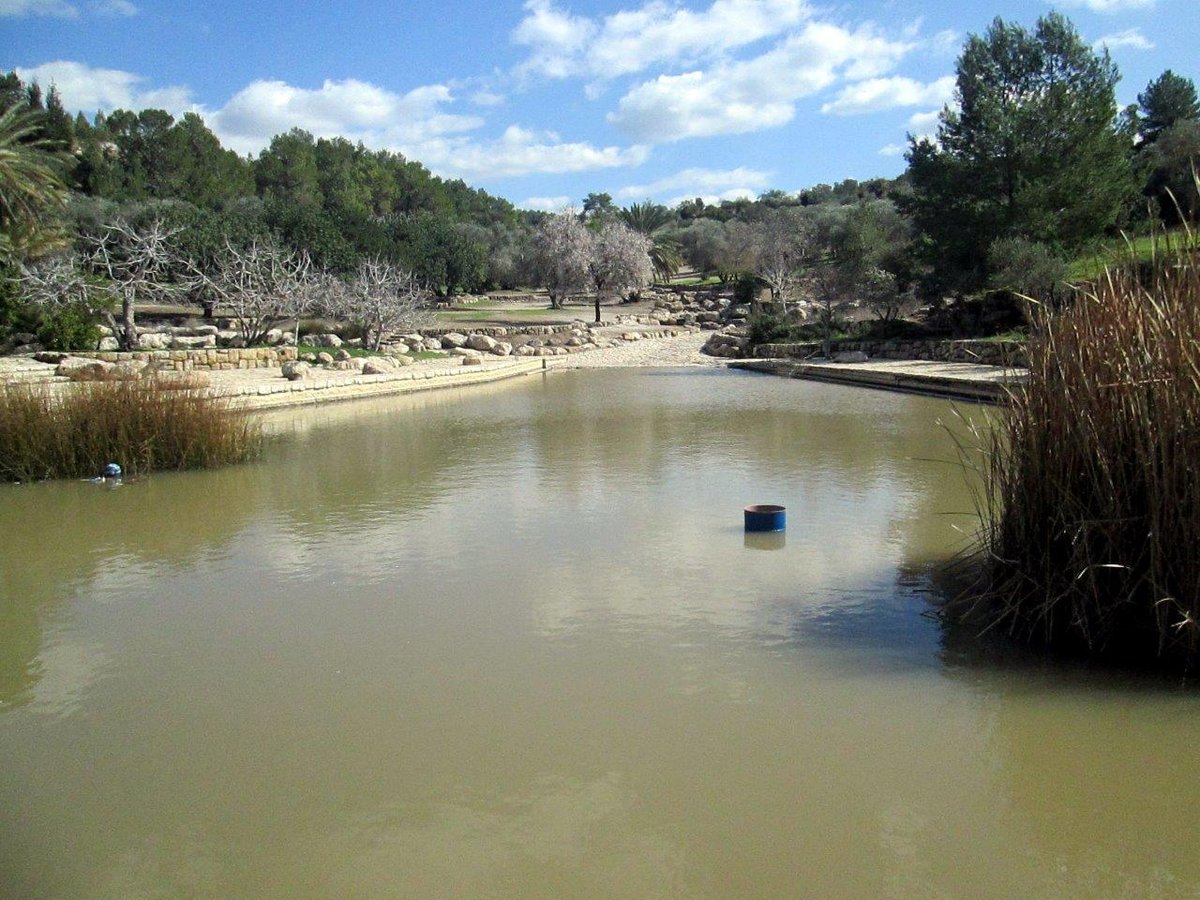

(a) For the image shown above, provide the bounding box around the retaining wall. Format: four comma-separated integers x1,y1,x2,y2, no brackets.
71,347,298,371
754,339,1026,367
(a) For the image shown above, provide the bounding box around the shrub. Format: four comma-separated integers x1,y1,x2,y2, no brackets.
0,381,262,482
34,302,100,351
959,231,1200,668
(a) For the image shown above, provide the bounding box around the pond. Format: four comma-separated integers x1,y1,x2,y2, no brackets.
2,368,1199,898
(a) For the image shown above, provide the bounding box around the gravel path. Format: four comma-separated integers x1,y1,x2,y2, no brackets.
548,330,720,369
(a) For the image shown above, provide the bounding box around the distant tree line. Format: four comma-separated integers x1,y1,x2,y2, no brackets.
1,11,1197,349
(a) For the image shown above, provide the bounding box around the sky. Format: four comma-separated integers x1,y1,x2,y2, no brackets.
3,0,1196,211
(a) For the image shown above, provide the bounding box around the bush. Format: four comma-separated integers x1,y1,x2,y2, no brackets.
0,381,262,482
732,272,759,305
958,232,1200,668
34,303,100,351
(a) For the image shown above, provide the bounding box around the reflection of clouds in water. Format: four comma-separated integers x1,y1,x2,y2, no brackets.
323,773,685,898
29,637,108,719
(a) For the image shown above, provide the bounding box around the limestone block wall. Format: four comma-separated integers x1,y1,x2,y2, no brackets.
73,347,298,371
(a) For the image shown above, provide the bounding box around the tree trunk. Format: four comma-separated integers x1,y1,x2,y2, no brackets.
594,292,602,324
120,297,137,351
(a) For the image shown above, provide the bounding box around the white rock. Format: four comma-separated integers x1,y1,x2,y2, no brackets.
281,360,311,380
466,334,498,351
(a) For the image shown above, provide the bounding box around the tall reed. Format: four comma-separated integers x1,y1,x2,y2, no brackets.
0,380,262,482
966,231,1200,666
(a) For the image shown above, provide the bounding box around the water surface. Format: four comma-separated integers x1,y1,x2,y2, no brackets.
2,368,1197,898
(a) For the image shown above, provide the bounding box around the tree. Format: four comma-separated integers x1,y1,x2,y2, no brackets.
618,201,683,282
581,192,614,222
205,239,314,346
83,218,188,350
1137,70,1199,145
1141,121,1200,223
902,13,1134,294
338,257,431,351
0,104,71,266
749,209,815,312
587,222,653,323
529,211,592,309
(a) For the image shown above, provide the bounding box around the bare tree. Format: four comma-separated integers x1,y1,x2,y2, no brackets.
529,211,592,309
206,240,314,346
587,222,654,324
339,257,431,351
83,218,189,350
750,210,816,314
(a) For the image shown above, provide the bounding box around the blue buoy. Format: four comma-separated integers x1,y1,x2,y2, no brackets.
744,504,786,532
103,462,122,478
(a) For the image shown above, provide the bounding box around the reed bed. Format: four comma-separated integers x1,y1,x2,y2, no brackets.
963,232,1200,667
0,379,262,482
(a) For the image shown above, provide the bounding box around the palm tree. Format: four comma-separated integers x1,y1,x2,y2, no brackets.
0,103,71,266
619,201,683,283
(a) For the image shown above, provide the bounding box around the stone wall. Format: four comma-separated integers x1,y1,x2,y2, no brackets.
72,347,298,371
754,339,1026,367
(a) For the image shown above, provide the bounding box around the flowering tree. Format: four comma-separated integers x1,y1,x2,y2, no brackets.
750,210,816,314
529,211,591,309
587,222,653,324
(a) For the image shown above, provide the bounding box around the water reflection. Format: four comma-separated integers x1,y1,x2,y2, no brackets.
4,368,1199,897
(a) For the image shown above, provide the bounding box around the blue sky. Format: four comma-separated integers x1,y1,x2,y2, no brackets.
4,0,1196,211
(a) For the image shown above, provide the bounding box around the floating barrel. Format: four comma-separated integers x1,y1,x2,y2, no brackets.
744,504,786,533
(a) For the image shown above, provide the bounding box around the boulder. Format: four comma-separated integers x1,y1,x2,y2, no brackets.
450,347,482,360
461,355,484,366
56,357,114,379
361,357,397,375
282,360,311,380
334,348,352,361
299,353,318,363
137,332,171,350
466,333,498,352
492,342,513,357
316,352,334,366
152,370,211,389
170,335,216,349
33,352,69,364
423,338,442,351
440,332,467,349
308,333,343,348
395,354,415,366
333,358,365,371
98,337,120,351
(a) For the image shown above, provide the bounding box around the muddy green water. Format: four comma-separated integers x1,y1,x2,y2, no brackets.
2,369,1198,898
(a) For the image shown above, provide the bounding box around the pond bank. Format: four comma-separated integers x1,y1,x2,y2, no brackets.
730,357,1026,403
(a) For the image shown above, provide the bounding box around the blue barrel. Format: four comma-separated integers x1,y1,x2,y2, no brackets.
744,504,786,532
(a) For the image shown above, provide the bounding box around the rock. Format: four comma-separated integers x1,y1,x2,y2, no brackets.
299,353,318,363
333,358,365,371
113,360,149,379
282,360,311,380
361,357,397,375
395,354,415,366
565,337,583,347
423,338,442,351
170,335,216,349
56,357,113,379
450,347,482,360
316,352,334,366
33,352,69,364
264,329,285,345
466,333,498,352
492,342,513,357
526,338,543,349
390,342,412,354
440,332,467,349
98,337,120,351
152,370,210,389
622,332,640,341
334,348,352,361
461,355,484,366
138,332,171,350
834,350,869,363
515,345,538,357
309,333,343,348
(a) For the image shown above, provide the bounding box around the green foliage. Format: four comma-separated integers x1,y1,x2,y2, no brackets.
987,237,1069,302
1137,70,1199,145
0,103,72,265
903,13,1135,294
33,302,100,351
732,271,759,304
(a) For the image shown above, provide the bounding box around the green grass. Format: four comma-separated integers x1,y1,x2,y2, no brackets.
667,275,722,286
0,380,261,482
1068,229,1200,281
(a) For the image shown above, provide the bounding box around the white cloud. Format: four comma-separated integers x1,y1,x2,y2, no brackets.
513,0,597,79
907,109,940,130
1094,28,1154,50
514,0,812,80
91,0,136,14
1060,0,1154,11
821,75,954,116
616,165,772,200
0,0,77,16
878,143,906,157
521,195,572,211
16,60,191,113
608,22,912,141
413,125,651,180
930,29,959,56
471,90,506,107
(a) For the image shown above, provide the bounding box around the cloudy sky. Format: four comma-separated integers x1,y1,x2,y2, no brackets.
3,0,1194,210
